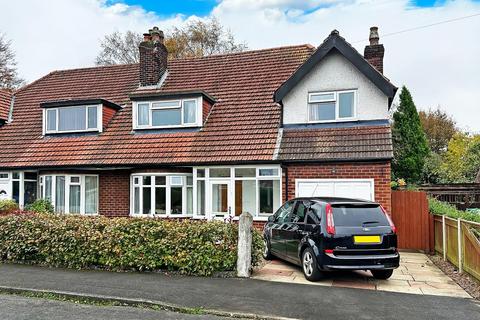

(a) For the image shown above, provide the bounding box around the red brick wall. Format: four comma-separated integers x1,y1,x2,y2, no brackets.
283,162,391,213
99,170,131,217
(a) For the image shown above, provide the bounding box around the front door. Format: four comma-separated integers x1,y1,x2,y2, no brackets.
210,180,231,218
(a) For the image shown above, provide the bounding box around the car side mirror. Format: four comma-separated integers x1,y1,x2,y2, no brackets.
268,215,275,222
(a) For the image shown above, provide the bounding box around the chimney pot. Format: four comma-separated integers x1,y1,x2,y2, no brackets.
369,26,379,45
149,26,164,44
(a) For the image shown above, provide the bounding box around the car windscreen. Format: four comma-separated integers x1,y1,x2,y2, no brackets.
331,204,389,227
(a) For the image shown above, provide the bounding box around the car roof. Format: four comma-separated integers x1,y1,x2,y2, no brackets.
292,196,379,205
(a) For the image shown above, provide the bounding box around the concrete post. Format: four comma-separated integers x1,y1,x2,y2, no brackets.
237,212,253,278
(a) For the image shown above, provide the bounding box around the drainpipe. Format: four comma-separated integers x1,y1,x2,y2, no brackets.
283,165,288,202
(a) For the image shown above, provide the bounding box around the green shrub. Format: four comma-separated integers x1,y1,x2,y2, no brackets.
0,214,263,276
24,199,54,214
429,197,480,223
0,199,18,214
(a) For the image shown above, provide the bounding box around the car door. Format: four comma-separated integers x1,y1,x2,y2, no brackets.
269,200,295,258
284,200,308,264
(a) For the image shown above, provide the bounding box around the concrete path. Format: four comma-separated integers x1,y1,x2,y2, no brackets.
0,263,478,320
0,294,222,320
253,252,471,298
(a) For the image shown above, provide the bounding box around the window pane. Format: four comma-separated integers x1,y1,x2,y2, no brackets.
310,93,335,102
24,172,37,180
12,172,20,179
259,180,281,215
171,187,183,214
259,168,279,176
47,109,56,131
155,187,166,214
183,100,197,124
137,103,150,126
212,183,228,215
58,106,86,131
152,109,181,126
310,102,335,121
197,180,205,216
170,176,183,186
45,176,53,201
186,176,193,186
235,180,256,216
142,187,151,215
70,176,80,184
152,101,180,108
134,186,140,214
87,106,98,129
69,185,81,214
24,181,37,206
142,176,151,185
55,176,65,213
339,92,354,118
186,186,193,215
0,173,8,179
235,168,256,177
12,181,19,204
155,176,166,185
85,176,98,214
210,168,230,178
197,169,205,177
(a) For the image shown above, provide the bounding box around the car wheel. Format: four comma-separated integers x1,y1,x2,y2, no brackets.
301,247,323,281
371,269,393,280
262,238,273,260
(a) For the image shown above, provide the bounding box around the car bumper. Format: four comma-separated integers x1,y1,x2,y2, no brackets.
319,252,400,271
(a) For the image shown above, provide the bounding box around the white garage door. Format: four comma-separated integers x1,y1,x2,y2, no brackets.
295,179,374,201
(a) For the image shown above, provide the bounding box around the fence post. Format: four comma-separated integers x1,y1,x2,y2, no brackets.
458,218,462,274
442,215,446,261
237,212,253,278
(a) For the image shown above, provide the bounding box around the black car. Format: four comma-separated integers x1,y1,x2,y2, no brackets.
263,197,399,281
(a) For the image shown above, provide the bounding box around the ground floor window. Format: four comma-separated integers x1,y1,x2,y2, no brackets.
0,171,37,208
40,174,98,214
193,166,282,220
131,174,193,216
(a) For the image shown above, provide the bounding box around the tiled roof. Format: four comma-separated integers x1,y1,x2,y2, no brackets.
0,89,12,121
278,125,393,161
0,45,316,168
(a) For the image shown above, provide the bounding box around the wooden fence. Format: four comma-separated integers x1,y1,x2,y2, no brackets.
434,215,480,281
391,190,433,252
420,184,480,210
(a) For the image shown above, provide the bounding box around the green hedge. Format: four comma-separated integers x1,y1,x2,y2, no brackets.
0,213,263,276
429,197,480,223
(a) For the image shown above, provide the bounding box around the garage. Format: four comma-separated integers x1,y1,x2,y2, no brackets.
295,179,374,201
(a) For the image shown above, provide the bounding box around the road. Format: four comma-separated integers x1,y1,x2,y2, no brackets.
0,294,222,320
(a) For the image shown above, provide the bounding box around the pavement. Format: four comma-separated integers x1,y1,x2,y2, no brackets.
253,252,471,298
0,263,479,320
0,294,223,320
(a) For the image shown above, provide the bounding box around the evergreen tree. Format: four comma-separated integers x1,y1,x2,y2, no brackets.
392,86,429,183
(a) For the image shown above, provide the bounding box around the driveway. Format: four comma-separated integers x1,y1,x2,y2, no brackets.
252,252,471,298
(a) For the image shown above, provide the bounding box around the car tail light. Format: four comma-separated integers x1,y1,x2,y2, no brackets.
380,205,397,234
324,249,334,254
326,203,335,235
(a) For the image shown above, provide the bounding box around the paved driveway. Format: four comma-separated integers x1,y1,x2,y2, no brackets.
253,252,471,298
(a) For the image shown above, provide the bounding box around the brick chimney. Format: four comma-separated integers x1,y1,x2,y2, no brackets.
139,26,168,86
364,26,385,74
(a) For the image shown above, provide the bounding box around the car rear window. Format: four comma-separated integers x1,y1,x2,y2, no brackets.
331,204,389,227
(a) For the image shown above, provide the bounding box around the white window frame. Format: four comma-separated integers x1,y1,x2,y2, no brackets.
43,104,103,135
39,174,99,215
192,165,282,221
130,173,193,217
132,96,202,130
308,90,357,123
10,171,38,209
0,172,9,180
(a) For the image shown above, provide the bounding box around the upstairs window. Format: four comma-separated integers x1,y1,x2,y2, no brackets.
308,90,356,122
44,105,101,134
134,97,201,129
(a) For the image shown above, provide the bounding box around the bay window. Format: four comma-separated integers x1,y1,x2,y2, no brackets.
308,90,356,122
44,105,101,134
39,174,98,215
131,174,193,216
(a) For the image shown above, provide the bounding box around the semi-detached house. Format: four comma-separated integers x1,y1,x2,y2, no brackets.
0,27,397,224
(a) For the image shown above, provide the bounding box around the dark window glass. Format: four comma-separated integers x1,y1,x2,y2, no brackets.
332,204,389,227
292,201,307,223
24,172,37,180
12,181,20,204
274,201,294,224
142,187,151,215
24,181,37,206
155,187,166,214
171,187,182,214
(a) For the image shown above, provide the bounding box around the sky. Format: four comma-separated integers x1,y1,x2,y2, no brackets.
0,0,479,131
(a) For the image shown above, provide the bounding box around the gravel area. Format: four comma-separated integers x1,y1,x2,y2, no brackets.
429,254,480,300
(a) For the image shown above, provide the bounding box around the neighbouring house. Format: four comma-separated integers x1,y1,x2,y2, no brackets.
0,27,397,224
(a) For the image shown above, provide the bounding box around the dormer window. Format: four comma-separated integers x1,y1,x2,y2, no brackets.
308,90,356,122
134,97,202,129
43,105,102,134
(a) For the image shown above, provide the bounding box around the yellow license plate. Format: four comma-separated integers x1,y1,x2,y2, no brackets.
354,235,381,244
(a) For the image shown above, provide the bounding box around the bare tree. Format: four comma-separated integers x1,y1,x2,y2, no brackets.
95,18,247,65
0,34,25,89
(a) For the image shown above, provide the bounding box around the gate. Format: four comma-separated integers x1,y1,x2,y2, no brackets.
391,190,433,252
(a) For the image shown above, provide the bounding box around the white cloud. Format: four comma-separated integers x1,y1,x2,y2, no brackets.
0,0,479,131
